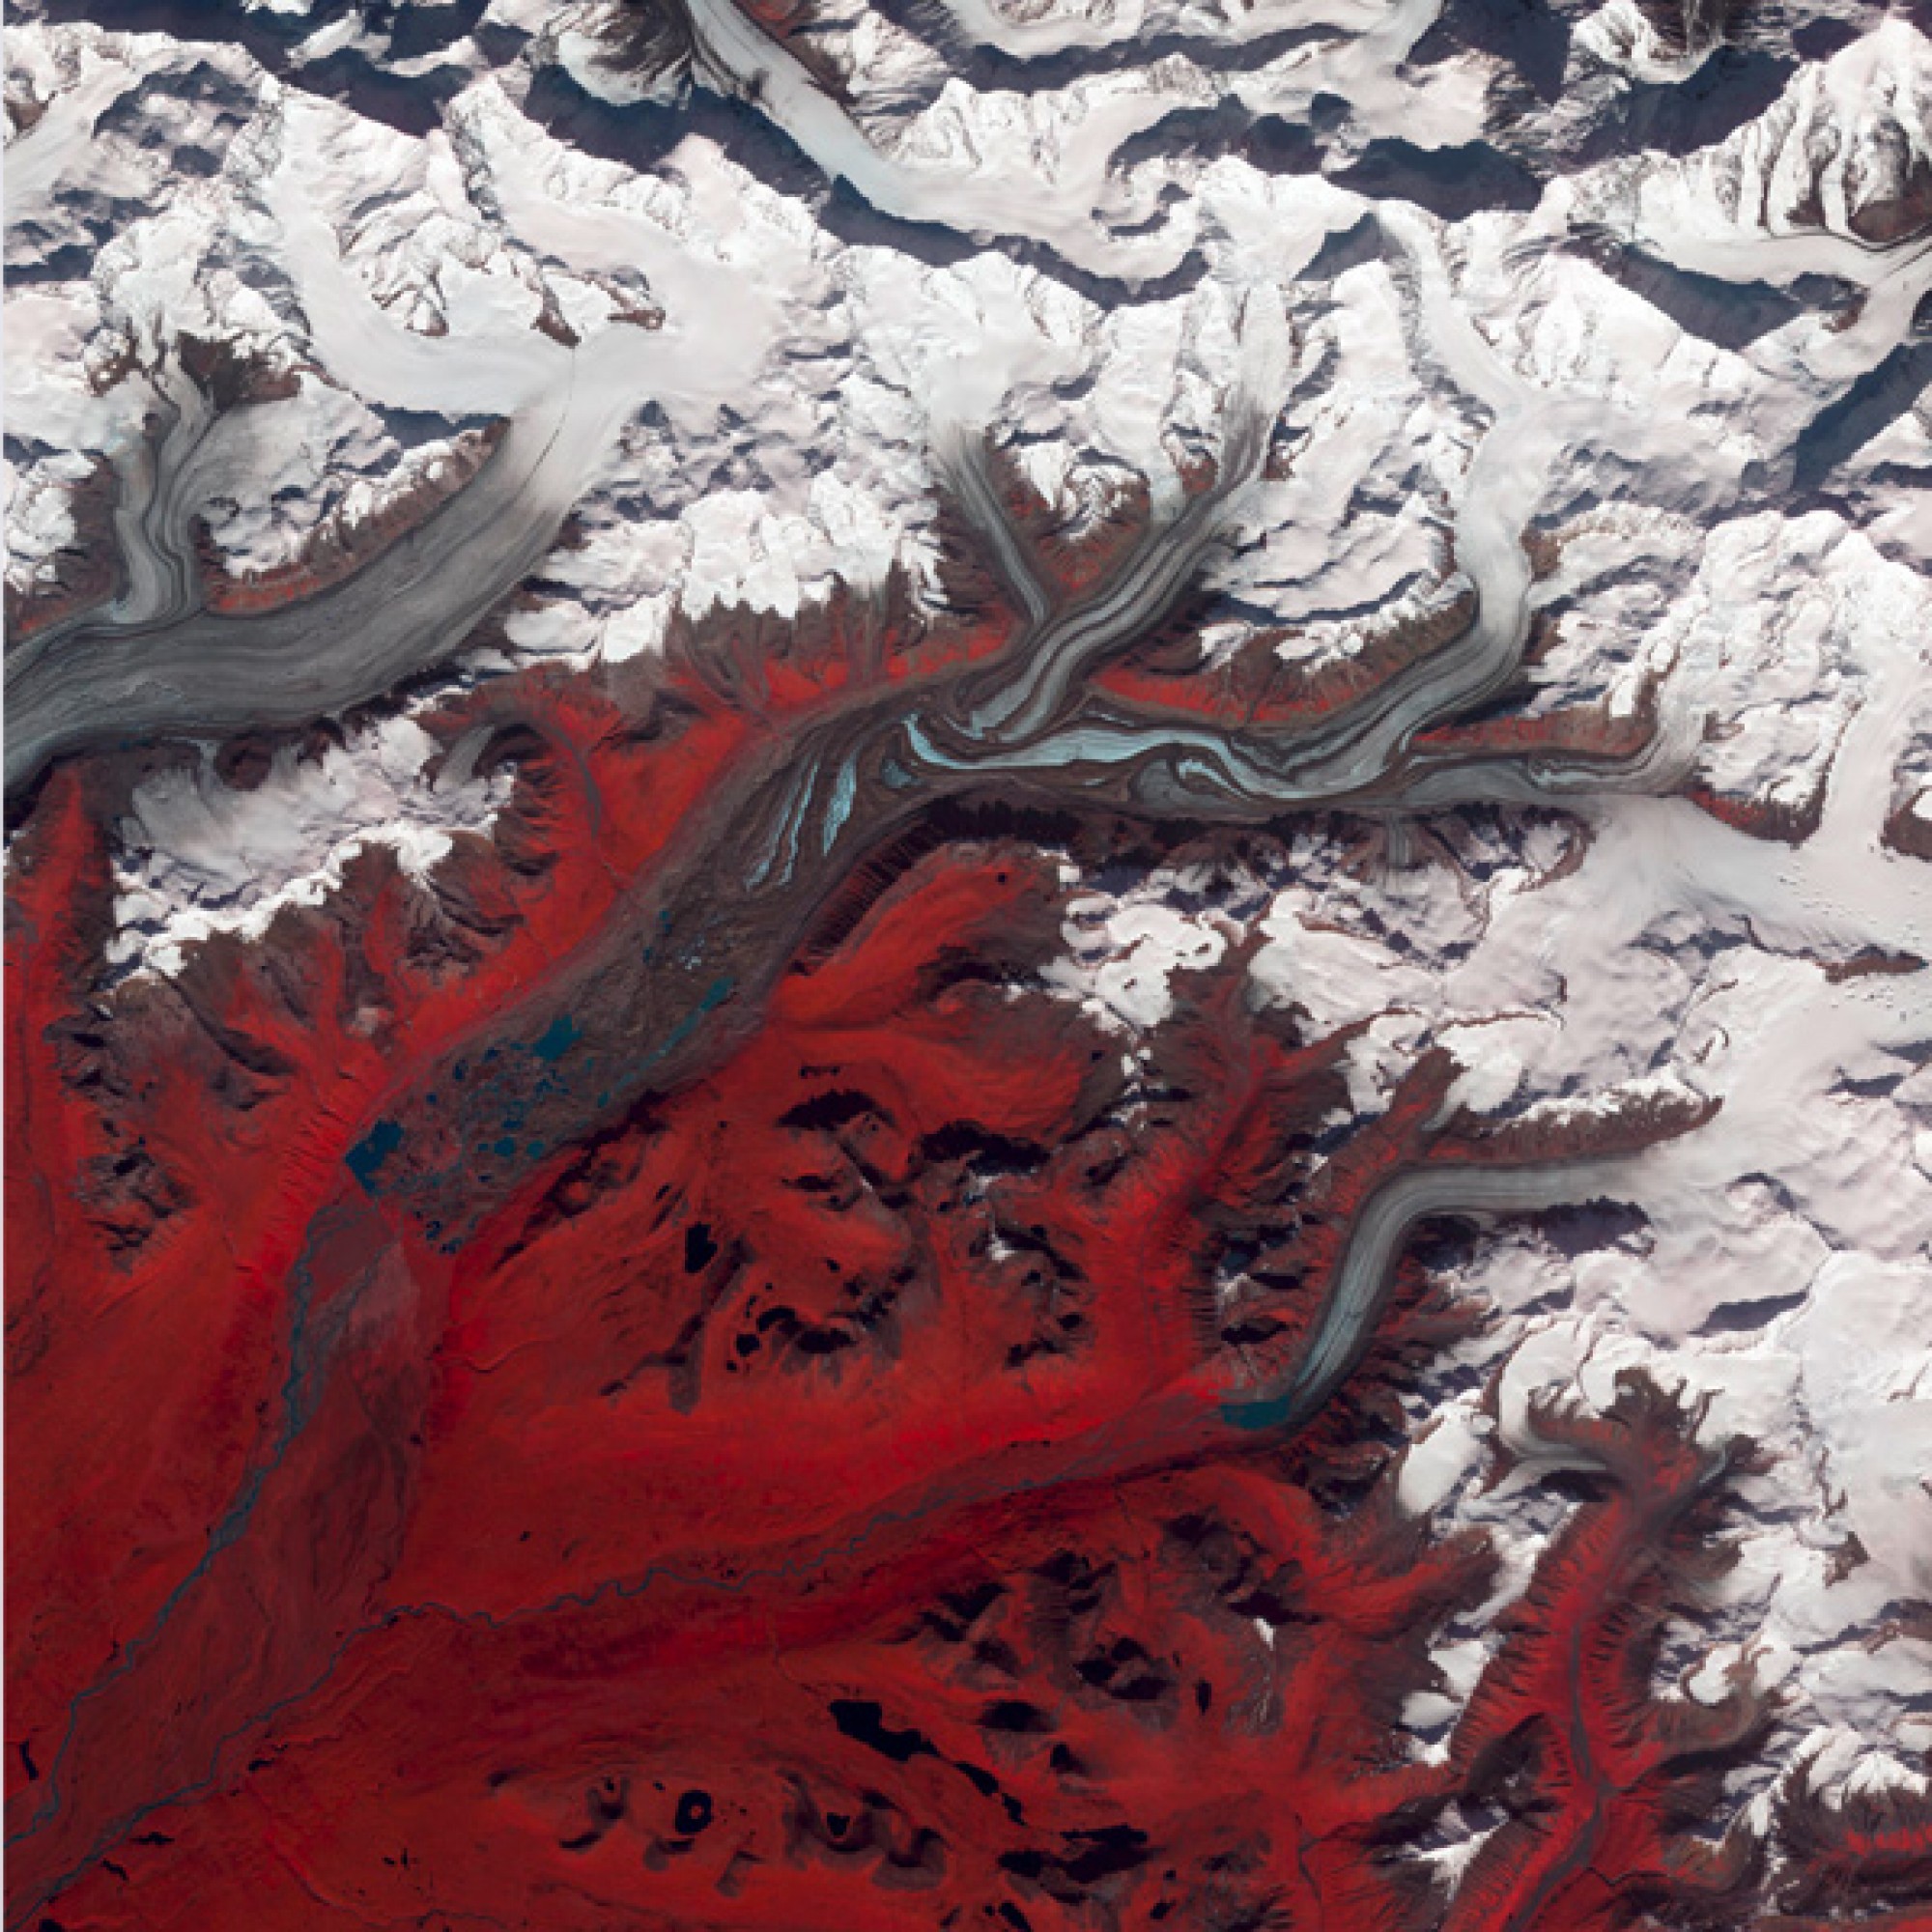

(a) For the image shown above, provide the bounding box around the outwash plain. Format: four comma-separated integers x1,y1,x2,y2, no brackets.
6,0,1932,1925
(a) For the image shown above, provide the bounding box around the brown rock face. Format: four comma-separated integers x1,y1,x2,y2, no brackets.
197,420,509,615
5,457,123,641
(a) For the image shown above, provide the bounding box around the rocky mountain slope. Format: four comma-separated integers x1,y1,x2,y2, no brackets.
6,0,1930,1925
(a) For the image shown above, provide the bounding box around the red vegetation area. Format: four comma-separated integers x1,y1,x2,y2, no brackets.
9,602,1930,1929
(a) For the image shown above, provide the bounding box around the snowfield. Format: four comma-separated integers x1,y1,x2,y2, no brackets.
8,0,1931,1849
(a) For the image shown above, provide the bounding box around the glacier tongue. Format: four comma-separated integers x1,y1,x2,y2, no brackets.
8,0,1932,1883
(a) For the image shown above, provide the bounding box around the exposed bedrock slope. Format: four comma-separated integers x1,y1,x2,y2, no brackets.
7,0,1932,1926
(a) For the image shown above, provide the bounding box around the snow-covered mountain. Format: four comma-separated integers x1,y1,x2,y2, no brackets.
6,0,1929,1920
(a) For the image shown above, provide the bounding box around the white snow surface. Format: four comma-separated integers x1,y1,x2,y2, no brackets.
105,719,514,978
6,0,1931,1821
